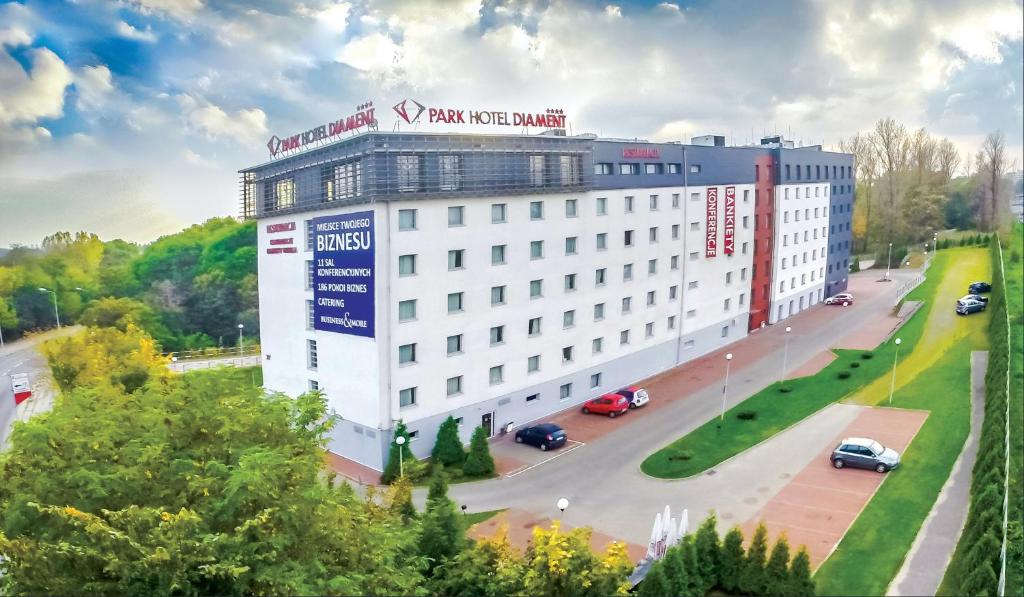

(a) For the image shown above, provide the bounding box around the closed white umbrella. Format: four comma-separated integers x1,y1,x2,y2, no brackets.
680,508,690,537
647,512,663,560
666,517,679,550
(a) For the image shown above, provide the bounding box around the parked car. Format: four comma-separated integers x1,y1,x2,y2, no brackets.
830,437,900,473
824,293,854,306
959,294,989,304
969,281,992,294
615,386,650,409
582,394,630,417
514,423,567,451
956,298,987,315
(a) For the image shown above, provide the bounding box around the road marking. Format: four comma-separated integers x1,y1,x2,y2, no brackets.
505,440,585,478
1,358,28,377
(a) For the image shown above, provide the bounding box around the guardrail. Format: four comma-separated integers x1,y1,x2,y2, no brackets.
163,345,261,362
892,251,934,307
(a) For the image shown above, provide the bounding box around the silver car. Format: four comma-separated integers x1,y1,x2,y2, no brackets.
830,437,900,473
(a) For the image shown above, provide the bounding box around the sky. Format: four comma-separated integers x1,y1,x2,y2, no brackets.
0,0,1022,247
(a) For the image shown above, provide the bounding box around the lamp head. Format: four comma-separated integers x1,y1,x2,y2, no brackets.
556,497,569,511
785,326,792,333
725,353,733,361
395,436,406,446
895,338,902,346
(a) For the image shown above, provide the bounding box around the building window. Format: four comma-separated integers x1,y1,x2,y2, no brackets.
560,383,572,400
649,227,658,243
741,267,747,281
592,337,603,354
620,163,639,175
396,155,421,192
446,334,463,355
399,254,416,276
669,285,678,300
491,285,506,306
490,325,505,345
530,279,543,298
624,230,634,246
723,298,731,311
690,221,699,231
307,339,318,369
448,249,465,270
669,164,681,174
596,197,608,215
530,240,544,260
668,315,676,330
399,343,416,365
565,237,578,255
648,259,657,275
672,224,680,240
565,199,578,217
439,154,462,190
686,309,696,319
526,393,540,403
563,310,575,328
305,260,314,289
560,155,581,185
564,274,577,291
595,163,613,175
622,296,632,313
743,189,750,203
399,387,416,407
308,379,319,392
690,164,702,173
596,268,607,286
726,271,733,284
596,233,608,250
620,329,630,345
528,317,542,337
529,155,545,186
491,203,507,223
492,244,507,265
742,242,749,255
530,200,544,220
739,293,745,306
623,263,633,281
742,216,749,229
624,196,635,213
275,179,295,209
689,251,699,261
398,209,417,230
649,194,659,210
645,164,662,175
647,290,656,306
447,292,464,313
590,372,602,389
304,219,314,251
562,346,573,363
721,326,729,338
489,365,504,385
446,376,463,397
306,299,315,329
528,355,541,373
688,280,699,290
594,302,605,321
448,206,465,227
646,322,654,338
398,299,416,321
690,192,700,202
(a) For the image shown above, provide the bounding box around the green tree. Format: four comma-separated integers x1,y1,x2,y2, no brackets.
520,522,632,596
638,559,672,597
463,425,496,477
432,416,466,467
429,529,525,596
661,543,690,595
719,526,745,594
42,325,168,394
787,547,815,596
682,537,703,596
962,559,998,596
765,534,791,596
740,523,769,596
850,256,861,272
694,513,722,593
419,470,463,573
381,421,416,484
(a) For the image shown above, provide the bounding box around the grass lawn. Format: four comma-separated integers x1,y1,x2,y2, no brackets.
640,250,977,479
462,509,504,530
1005,224,1024,597
813,247,990,596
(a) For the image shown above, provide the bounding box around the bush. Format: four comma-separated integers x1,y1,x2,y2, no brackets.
736,410,758,421
381,421,416,484
669,450,695,461
850,362,860,369
837,371,852,379
850,256,861,273
778,386,793,394
432,416,466,467
861,352,874,359
462,426,495,477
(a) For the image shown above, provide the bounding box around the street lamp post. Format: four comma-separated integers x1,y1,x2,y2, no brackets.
721,353,733,422
38,288,60,329
888,338,902,405
780,326,792,387
395,435,406,478
237,323,244,359
885,242,893,280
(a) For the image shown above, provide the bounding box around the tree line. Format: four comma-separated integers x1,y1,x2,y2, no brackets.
837,120,1015,260
0,218,257,352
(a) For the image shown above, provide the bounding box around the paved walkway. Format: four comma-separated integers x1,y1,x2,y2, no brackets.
887,351,987,596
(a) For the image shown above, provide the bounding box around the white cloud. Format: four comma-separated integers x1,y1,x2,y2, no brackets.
122,0,203,22
177,94,267,145
314,2,351,31
74,65,114,112
0,27,32,47
0,46,72,125
116,20,158,42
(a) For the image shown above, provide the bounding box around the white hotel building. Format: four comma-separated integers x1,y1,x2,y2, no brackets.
242,131,854,470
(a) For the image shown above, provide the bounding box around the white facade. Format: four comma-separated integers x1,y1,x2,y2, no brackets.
259,184,757,469
769,183,831,323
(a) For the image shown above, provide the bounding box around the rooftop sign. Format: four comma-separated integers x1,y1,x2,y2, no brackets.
266,102,376,158
393,98,566,129
622,147,660,159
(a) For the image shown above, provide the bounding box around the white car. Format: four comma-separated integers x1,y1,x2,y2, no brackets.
615,386,650,409
824,293,854,306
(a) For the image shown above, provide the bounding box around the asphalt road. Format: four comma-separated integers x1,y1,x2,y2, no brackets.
0,327,77,449
410,269,920,546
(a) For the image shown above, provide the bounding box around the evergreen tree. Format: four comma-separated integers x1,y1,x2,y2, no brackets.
694,514,722,593
463,425,496,477
418,469,464,574
962,559,998,596
682,537,703,596
719,526,745,594
381,420,415,484
638,559,673,597
787,547,815,596
432,416,466,467
427,465,449,502
765,534,791,596
960,236,967,246
740,523,769,596
386,475,417,523
661,543,690,596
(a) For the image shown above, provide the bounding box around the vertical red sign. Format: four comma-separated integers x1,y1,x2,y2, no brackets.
706,187,718,257
723,186,736,255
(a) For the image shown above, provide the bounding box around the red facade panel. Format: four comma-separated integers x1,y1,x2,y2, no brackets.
748,154,775,331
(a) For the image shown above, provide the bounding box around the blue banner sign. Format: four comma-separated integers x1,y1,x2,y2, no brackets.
312,211,375,337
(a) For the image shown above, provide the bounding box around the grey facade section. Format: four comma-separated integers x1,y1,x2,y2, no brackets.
773,147,855,296
327,311,748,471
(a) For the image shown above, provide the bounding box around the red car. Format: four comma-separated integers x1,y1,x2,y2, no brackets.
581,394,630,418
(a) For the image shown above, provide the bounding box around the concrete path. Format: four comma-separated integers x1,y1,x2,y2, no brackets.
1,327,78,449
168,355,261,372
887,351,987,596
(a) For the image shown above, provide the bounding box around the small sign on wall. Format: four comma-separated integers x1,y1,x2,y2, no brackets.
706,187,718,258
723,186,736,255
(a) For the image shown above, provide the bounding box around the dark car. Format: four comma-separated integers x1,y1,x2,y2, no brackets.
956,298,986,315
969,282,992,294
514,423,567,451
